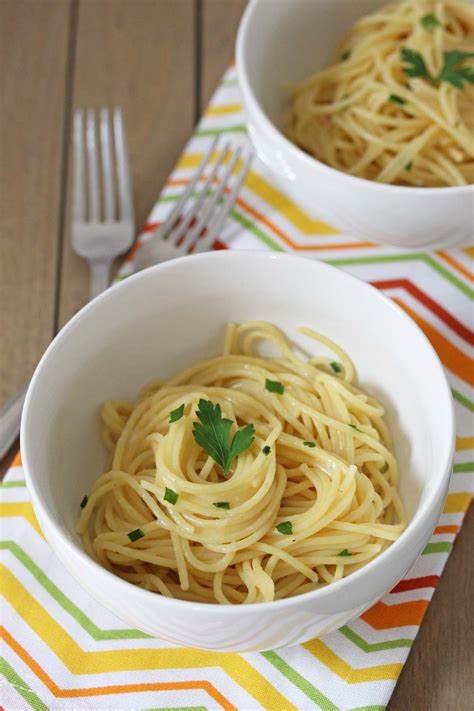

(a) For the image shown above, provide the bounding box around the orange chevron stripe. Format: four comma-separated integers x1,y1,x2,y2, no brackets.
164,177,371,251
434,525,459,535
361,600,429,629
392,297,474,386
437,251,474,282
12,451,22,467
1,628,236,709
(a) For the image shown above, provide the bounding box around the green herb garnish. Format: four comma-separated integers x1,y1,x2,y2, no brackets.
349,424,362,433
330,361,342,373
164,487,179,505
339,548,352,556
401,47,474,88
169,403,185,423
128,528,145,542
276,521,293,535
420,13,441,31
213,501,230,509
192,399,255,477
341,49,351,61
389,93,406,105
303,441,316,448
262,445,271,455
265,378,285,394
80,495,88,509
405,160,413,171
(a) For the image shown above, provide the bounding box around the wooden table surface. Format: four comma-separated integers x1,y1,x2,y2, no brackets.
1,1,471,709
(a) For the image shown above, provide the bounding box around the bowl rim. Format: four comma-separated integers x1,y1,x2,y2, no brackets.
21,250,456,614
236,0,474,196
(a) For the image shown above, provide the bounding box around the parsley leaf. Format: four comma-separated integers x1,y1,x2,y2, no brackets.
164,488,179,505
262,445,271,455
401,47,474,88
265,378,285,394
213,501,230,509
349,424,362,433
128,528,145,542
338,548,352,556
169,403,185,423
80,495,88,509
405,160,413,171
437,50,474,88
389,93,406,105
420,13,441,31
276,521,293,535
192,399,255,477
341,49,351,61
303,441,316,448
330,361,342,373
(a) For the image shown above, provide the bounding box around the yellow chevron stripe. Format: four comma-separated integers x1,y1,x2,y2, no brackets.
463,246,474,259
205,103,242,117
456,436,474,451
303,639,402,683
176,152,338,235
443,492,472,514
1,567,296,711
0,502,43,536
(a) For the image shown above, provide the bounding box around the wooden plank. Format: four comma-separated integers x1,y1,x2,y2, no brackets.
0,0,72,403
58,0,195,327
201,0,247,107
388,505,474,710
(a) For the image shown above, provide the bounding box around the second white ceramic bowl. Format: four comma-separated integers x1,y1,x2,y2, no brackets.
236,0,474,249
21,251,454,651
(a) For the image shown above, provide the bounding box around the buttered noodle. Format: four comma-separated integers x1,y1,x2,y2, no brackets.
286,0,474,186
78,322,406,604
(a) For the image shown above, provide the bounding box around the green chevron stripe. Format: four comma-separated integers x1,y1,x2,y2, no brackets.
325,253,473,299
194,125,247,136
339,625,412,652
453,462,474,473
0,480,26,488
423,542,452,554
261,651,339,711
0,541,151,640
452,388,474,412
0,656,49,711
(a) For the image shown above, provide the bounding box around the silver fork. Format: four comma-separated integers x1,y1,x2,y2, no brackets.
0,107,135,458
73,107,135,298
133,137,252,270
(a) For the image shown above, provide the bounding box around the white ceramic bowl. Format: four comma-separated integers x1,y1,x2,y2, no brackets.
22,251,454,652
236,0,474,249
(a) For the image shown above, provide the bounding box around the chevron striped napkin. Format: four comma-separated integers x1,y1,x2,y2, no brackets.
1,64,473,711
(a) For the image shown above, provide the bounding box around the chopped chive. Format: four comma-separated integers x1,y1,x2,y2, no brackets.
349,424,362,432
169,403,185,423
341,49,351,61
405,160,413,171
265,378,285,394
276,521,293,535
128,528,145,542
80,495,88,509
164,488,179,505
262,445,271,455
330,361,342,373
339,548,352,556
303,441,316,448
389,94,406,105
213,501,230,509
421,13,441,31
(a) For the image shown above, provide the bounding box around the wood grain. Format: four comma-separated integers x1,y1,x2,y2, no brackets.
0,0,73,403
201,0,247,107
57,0,196,327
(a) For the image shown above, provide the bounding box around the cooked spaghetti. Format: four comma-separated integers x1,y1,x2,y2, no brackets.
286,0,474,186
77,321,406,604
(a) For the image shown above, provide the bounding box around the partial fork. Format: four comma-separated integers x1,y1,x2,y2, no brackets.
73,107,135,298
134,137,252,270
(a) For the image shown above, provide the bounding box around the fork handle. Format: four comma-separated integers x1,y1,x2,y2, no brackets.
89,260,112,300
